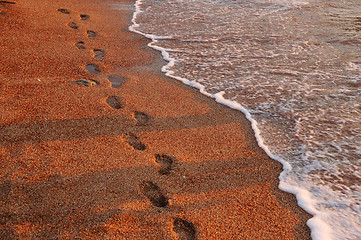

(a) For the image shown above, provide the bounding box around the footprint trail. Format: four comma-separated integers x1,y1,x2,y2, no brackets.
56,7,195,238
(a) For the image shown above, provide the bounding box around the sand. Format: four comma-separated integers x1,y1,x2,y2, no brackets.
0,0,312,239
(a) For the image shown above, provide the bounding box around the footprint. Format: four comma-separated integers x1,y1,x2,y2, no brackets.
87,30,97,38
67,22,79,30
80,14,90,20
134,111,150,126
107,75,126,88
85,64,100,74
73,79,98,87
75,41,86,49
57,8,70,14
154,154,174,175
123,132,146,151
139,181,168,207
0,1,15,4
172,218,197,240
106,96,122,109
93,49,105,59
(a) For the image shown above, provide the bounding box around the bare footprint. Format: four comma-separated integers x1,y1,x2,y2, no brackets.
107,75,126,88
123,132,146,151
87,30,97,38
73,79,98,87
85,64,100,74
172,218,197,240
106,96,122,109
57,8,70,14
75,41,86,49
80,14,90,20
139,181,168,207
93,49,105,59
134,111,150,126
0,1,15,4
154,154,174,175
67,22,79,30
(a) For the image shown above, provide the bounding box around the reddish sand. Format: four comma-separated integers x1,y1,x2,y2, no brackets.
0,0,312,239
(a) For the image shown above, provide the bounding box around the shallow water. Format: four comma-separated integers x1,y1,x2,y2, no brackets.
125,0,361,239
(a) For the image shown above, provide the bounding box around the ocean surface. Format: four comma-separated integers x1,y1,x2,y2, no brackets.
122,0,360,239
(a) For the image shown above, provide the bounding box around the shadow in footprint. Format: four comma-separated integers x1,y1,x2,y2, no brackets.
123,132,146,151
87,30,97,38
68,22,79,30
75,41,86,49
85,64,100,74
134,111,150,126
93,49,105,59
172,218,197,240
73,79,99,87
0,180,12,202
106,96,122,109
107,75,127,88
80,14,90,20
57,8,70,14
139,181,168,207
154,154,174,175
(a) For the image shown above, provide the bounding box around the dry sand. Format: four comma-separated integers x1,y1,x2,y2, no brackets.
0,0,312,239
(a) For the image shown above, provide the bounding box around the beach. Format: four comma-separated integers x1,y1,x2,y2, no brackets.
0,0,312,239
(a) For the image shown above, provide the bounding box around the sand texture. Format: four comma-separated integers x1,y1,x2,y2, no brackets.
0,0,312,239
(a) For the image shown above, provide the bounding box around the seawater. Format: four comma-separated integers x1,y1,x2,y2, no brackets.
124,0,360,239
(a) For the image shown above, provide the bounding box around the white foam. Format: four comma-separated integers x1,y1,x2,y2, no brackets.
127,0,332,239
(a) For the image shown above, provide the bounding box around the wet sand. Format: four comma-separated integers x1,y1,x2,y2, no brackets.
0,0,312,239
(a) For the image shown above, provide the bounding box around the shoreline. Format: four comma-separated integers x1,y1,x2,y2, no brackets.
129,2,326,238
0,0,312,238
